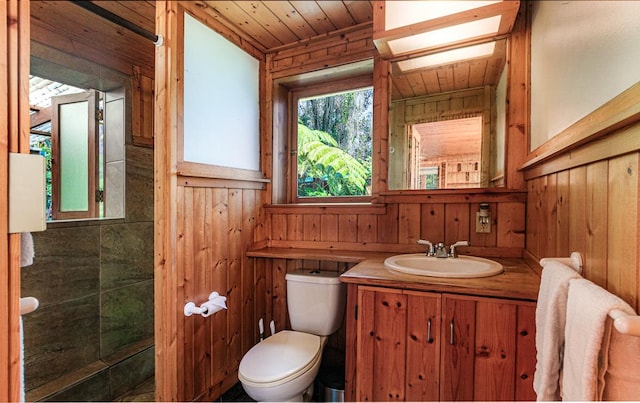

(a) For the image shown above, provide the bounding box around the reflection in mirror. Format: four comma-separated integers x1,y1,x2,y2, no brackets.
388,39,507,190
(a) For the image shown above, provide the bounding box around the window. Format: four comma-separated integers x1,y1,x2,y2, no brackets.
293,82,373,201
29,76,125,221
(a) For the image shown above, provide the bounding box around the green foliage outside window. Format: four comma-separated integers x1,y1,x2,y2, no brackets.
297,87,373,197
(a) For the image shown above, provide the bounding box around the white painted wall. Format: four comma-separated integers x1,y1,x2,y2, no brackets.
530,1,640,150
183,13,260,170
494,66,506,177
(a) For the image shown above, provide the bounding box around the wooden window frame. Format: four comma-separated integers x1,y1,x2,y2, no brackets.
289,74,374,204
51,90,100,220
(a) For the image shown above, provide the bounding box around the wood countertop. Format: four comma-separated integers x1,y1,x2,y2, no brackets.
341,256,540,301
247,247,541,301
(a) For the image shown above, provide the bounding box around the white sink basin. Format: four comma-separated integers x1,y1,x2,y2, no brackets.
384,254,504,278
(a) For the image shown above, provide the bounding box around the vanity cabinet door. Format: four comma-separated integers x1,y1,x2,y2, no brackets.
405,291,441,401
348,287,536,402
356,287,407,401
440,295,476,401
440,294,537,401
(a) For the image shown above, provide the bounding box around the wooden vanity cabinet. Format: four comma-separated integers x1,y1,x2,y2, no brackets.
348,285,536,401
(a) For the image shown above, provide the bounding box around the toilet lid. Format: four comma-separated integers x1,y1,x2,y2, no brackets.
239,330,321,384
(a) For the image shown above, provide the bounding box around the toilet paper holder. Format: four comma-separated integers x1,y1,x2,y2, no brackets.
184,292,227,317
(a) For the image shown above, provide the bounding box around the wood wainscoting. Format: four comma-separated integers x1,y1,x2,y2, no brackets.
265,192,527,257
523,116,640,313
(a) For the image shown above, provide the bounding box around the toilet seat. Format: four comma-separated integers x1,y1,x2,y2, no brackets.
238,330,321,387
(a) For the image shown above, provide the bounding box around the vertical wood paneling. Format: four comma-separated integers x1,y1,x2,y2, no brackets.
272,258,288,332
2,1,29,400
607,154,639,310
398,204,421,244
515,305,537,401
584,161,609,287
421,203,446,244
271,213,287,241
444,204,470,245
182,188,196,398
303,215,320,241
338,214,358,242
194,188,210,394
526,179,540,257
320,214,339,242
405,292,441,401
473,301,517,401
357,214,378,243
555,171,570,257
344,283,358,402
253,258,267,346
242,191,257,355
211,189,229,387
356,287,377,401
440,296,476,401
526,147,640,313
378,203,399,244
227,189,244,370
497,202,525,248
568,166,587,260
541,175,555,257
175,185,264,401
287,214,304,241
155,3,181,400
373,290,406,401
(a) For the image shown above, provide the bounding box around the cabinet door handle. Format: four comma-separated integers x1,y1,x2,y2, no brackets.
427,318,434,344
449,319,455,345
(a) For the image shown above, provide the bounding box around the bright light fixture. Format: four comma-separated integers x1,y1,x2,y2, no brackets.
373,0,519,59
397,42,497,72
388,15,502,56
385,1,502,30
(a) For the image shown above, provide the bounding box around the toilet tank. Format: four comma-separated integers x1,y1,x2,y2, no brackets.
285,270,347,336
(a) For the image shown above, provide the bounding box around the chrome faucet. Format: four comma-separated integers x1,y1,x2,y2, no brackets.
417,239,435,256
418,239,469,258
434,242,448,258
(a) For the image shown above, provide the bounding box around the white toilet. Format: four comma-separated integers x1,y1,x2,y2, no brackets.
238,269,346,402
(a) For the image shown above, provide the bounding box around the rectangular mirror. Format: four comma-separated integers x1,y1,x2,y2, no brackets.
388,39,508,190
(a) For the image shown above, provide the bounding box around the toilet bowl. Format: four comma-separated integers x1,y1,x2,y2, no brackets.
238,331,325,402
238,270,346,402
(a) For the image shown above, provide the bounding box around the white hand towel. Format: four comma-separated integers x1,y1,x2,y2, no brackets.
533,260,582,401
562,279,635,401
20,232,34,267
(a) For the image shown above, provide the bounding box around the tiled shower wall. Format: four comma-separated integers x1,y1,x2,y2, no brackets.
21,144,154,401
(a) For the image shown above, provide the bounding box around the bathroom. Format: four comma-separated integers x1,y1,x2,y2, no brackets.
1,1,640,401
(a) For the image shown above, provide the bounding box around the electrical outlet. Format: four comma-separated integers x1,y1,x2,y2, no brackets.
476,212,491,233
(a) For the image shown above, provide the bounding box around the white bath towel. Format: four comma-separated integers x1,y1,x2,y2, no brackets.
20,232,34,267
533,260,582,401
562,279,635,401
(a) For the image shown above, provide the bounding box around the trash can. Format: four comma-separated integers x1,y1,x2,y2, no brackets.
319,371,344,402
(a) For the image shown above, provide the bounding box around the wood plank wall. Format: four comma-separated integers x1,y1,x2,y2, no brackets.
1,1,30,401
155,3,272,401
524,122,640,312
265,197,526,256
175,185,265,401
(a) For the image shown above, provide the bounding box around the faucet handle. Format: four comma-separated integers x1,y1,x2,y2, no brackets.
417,239,435,256
449,240,470,258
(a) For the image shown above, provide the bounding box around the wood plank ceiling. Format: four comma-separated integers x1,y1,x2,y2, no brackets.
30,1,504,100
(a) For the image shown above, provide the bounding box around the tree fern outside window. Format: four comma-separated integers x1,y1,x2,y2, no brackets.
296,87,373,198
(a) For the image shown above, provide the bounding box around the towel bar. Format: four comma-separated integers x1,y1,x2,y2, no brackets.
539,251,583,273
609,309,640,337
